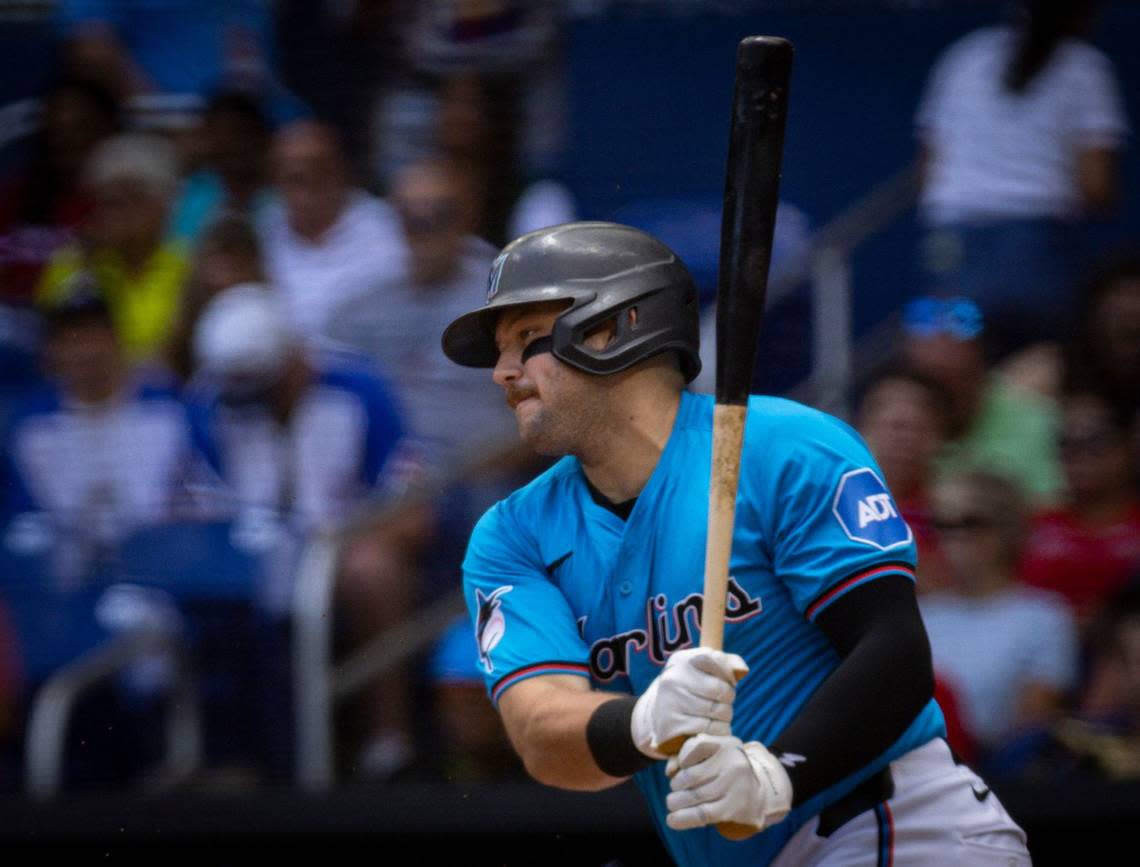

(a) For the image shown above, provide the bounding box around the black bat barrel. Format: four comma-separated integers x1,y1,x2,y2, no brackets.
715,36,794,406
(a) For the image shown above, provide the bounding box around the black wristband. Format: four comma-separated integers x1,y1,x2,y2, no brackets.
586,697,655,778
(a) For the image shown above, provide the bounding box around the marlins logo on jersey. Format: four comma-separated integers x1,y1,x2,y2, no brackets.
475,585,513,673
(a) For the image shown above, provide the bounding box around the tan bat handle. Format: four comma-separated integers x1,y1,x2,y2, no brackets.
705,405,758,843
659,405,754,840
701,403,747,650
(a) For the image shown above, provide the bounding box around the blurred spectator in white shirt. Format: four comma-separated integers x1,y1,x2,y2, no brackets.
192,283,420,780
325,157,513,471
2,289,223,586
915,0,1129,359
323,159,523,662
920,470,1079,764
258,120,404,339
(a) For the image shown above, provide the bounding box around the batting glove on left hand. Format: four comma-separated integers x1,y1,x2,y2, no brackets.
665,733,793,838
631,647,748,759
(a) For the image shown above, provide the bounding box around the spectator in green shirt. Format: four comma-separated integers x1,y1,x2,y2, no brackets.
900,296,1063,502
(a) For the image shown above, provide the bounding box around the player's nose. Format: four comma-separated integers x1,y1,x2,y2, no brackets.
492,350,523,388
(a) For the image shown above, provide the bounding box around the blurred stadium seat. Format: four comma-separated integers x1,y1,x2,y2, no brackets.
112,520,287,781
0,526,198,796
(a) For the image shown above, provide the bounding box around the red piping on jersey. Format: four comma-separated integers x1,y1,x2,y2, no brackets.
491,661,591,704
884,801,895,867
874,801,895,867
806,564,916,622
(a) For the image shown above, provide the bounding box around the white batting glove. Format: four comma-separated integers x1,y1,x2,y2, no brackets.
665,733,793,837
631,647,749,759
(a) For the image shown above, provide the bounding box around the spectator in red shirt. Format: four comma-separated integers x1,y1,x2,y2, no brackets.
1019,390,1140,630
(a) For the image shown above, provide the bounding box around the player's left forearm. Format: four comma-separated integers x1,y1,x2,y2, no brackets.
769,575,934,805
498,675,631,792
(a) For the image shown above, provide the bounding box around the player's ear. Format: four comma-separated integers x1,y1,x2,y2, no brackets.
583,317,619,350
582,308,639,351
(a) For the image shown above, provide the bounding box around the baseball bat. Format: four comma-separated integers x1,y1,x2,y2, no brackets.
703,36,792,649
700,35,794,842
659,32,792,744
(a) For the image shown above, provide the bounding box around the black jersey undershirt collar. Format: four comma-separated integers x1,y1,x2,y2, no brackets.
583,474,637,521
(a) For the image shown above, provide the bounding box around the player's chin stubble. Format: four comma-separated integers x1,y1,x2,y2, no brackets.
517,402,564,455
507,389,573,457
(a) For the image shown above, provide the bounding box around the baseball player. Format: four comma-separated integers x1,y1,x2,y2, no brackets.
441,222,1031,865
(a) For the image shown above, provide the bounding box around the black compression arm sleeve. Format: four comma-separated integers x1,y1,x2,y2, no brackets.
769,574,934,806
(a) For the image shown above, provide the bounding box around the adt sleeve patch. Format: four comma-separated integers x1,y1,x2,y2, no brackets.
832,468,913,550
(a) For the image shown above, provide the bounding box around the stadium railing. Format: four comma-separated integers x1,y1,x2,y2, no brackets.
1,533,205,800
25,620,202,801
292,440,531,789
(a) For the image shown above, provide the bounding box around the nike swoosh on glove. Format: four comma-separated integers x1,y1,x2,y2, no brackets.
665,733,793,837
631,647,748,759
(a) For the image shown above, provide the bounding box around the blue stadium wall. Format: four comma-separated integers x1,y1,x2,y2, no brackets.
564,2,1140,343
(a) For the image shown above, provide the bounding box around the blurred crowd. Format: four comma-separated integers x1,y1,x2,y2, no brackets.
0,0,572,791
879,0,1140,785
0,0,1137,802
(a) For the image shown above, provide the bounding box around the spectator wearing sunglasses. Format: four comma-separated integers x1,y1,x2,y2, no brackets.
901,296,1063,503
1019,391,1140,630
919,470,1078,766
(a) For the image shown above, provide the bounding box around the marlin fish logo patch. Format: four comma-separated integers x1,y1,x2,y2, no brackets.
475,585,513,673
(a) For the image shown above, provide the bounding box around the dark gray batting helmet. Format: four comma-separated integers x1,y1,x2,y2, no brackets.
441,221,702,382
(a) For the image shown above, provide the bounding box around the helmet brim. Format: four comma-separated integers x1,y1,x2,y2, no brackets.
440,289,588,369
440,306,505,369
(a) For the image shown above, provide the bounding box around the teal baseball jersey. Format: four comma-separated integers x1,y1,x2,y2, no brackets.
463,391,946,866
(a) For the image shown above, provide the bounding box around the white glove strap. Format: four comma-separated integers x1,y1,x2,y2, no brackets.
742,741,794,828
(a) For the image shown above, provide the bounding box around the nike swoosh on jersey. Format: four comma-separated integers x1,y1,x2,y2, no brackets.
545,551,573,576
971,784,991,802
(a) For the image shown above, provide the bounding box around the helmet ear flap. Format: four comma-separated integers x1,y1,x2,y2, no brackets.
551,279,701,380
